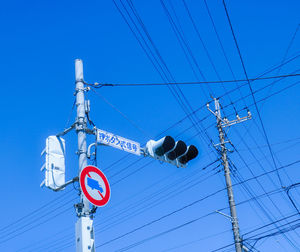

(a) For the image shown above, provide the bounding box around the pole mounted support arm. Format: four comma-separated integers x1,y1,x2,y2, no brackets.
56,123,76,137
53,177,79,192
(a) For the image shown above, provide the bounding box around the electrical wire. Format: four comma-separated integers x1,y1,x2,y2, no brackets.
237,137,300,152
88,60,300,180
101,186,289,251
277,23,300,75
28,162,218,252
244,118,300,214
159,229,232,252
90,87,151,137
28,157,300,252
96,121,300,233
286,183,300,213
20,50,300,251
64,98,76,129
108,154,300,234
180,0,241,115
227,142,300,249
85,73,300,87
203,0,247,109
243,213,300,238
222,0,284,189
245,219,300,242
98,167,221,233
99,159,219,225
0,189,74,235
0,203,75,245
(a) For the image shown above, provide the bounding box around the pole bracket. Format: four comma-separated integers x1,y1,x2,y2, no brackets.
215,210,233,222
53,176,79,192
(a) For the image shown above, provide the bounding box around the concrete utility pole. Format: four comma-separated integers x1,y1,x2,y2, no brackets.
41,59,199,252
75,59,95,252
207,98,251,252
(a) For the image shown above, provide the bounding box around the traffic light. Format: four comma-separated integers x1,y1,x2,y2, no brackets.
40,136,66,190
145,136,198,168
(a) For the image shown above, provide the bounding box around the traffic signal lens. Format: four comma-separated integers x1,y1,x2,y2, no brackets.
167,141,187,160
154,136,175,156
178,145,198,164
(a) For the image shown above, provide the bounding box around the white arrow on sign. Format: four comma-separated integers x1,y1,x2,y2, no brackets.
97,129,141,156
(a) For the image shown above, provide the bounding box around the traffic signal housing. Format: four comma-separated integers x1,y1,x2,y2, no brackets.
40,136,66,190
145,136,198,168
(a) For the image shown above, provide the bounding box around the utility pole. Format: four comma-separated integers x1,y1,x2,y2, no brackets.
75,59,95,252
207,98,251,252
41,59,198,252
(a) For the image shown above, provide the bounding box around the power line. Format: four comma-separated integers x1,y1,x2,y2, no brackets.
85,72,300,87
243,213,300,238
203,0,247,109
0,203,74,245
106,154,300,242
0,189,74,235
98,167,220,233
245,219,300,242
113,0,218,167
29,156,300,252
89,88,151,138
259,24,300,111
277,24,300,75
160,0,211,94
160,229,232,252
227,140,300,249
103,186,289,252
236,115,300,217
103,76,300,189
222,0,284,189
98,119,300,234
237,137,300,151
25,160,218,252
286,183,300,213
22,65,300,252
113,0,212,152
88,58,300,178
180,0,241,115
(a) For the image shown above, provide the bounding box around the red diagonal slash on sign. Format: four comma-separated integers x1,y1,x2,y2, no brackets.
87,173,104,199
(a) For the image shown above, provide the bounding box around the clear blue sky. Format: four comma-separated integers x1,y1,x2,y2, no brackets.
0,0,300,251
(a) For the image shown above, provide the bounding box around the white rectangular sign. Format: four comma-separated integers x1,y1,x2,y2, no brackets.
97,129,140,156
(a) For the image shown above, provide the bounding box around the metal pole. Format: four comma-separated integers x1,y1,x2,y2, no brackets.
214,99,243,252
75,59,95,252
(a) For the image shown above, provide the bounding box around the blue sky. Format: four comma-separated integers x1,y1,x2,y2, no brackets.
0,0,300,251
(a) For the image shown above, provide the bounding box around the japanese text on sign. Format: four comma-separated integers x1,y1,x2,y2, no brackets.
97,129,141,156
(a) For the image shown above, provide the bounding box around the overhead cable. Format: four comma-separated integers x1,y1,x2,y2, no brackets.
85,73,300,87
222,0,284,188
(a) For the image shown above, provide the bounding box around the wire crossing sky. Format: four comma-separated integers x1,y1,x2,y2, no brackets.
0,0,300,252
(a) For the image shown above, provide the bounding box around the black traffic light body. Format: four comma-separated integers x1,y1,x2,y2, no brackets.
145,136,198,168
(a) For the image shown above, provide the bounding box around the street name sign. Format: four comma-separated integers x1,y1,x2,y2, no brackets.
97,129,140,156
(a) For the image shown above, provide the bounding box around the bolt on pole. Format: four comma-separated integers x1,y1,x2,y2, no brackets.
75,59,95,252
